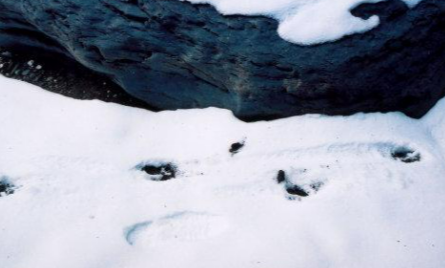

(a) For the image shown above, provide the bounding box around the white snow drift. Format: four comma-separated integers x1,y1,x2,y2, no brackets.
182,0,423,44
1,75,445,268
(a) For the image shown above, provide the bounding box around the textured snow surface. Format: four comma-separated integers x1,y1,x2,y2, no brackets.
1,76,445,268
182,0,423,44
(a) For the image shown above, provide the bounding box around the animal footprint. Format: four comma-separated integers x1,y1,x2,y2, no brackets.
136,161,178,181
276,170,325,199
0,176,16,197
229,139,246,156
324,142,422,163
390,146,421,163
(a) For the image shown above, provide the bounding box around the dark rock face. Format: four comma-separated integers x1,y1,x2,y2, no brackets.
1,0,445,120
0,46,156,109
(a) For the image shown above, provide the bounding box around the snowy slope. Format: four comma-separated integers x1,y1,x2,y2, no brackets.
183,0,423,44
1,75,445,268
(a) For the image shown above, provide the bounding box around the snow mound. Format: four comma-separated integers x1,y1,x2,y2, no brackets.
1,75,445,268
182,0,423,44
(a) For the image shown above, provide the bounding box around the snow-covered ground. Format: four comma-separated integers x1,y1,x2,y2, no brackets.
1,75,445,268
183,0,423,44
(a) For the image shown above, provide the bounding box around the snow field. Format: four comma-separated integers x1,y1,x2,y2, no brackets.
0,76,445,268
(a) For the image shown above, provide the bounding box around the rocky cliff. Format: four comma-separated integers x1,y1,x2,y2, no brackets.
1,0,445,120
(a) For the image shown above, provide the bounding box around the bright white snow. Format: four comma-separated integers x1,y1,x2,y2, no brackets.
182,0,423,44
1,75,445,268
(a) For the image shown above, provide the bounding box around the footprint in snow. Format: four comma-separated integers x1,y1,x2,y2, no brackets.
136,161,178,181
260,142,423,164
325,142,422,163
124,212,229,246
229,139,246,156
390,146,421,163
276,170,325,199
0,176,17,197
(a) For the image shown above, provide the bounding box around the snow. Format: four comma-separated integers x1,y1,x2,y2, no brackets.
0,75,445,268
182,0,423,45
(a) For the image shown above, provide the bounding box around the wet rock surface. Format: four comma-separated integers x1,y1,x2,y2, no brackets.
1,0,445,121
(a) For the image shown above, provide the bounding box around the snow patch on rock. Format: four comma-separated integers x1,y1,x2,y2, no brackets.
182,0,423,44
